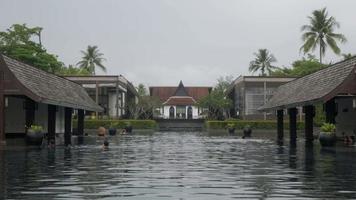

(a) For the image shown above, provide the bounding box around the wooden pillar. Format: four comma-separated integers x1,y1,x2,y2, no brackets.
95,81,99,118
115,81,119,119
25,98,36,129
77,109,84,145
47,105,56,144
64,107,72,146
0,94,4,145
325,99,336,124
277,109,284,140
304,105,314,142
288,108,297,144
0,70,4,145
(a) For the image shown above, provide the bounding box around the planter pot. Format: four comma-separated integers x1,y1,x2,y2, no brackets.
319,132,336,147
108,128,117,136
228,127,235,134
243,127,252,138
26,130,44,145
125,125,133,133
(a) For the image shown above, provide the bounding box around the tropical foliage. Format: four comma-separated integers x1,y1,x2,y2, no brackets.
249,49,277,76
271,55,325,77
77,45,106,75
126,84,162,119
0,24,64,73
196,76,233,120
300,8,347,63
320,123,336,133
58,64,91,75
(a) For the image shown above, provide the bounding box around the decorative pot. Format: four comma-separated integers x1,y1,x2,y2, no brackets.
108,128,117,136
319,132,336,147
243,127,252,138
124,125,133,133
26,130,44,145
228,127,235,134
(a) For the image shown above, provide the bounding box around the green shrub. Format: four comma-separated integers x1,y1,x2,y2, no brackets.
206,120,305,130
73,119,157,129
320,123,336,133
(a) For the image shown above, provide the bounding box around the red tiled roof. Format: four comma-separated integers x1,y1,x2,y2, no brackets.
164,96,196,105
150,86,211,102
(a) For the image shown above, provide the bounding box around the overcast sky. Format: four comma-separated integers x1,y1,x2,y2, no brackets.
1,0,355,87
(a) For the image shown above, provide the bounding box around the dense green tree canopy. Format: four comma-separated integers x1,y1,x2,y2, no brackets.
271,55,325,77
301,8,347,63
0,24,64,73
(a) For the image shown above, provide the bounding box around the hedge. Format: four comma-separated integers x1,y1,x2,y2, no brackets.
72,119,157,129
206,120,305,130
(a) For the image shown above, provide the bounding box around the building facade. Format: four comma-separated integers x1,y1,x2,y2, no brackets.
150,81,211,119
65,75,138,119
227,76,296,120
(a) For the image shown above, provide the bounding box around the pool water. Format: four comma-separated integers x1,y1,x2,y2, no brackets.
1,131,356,199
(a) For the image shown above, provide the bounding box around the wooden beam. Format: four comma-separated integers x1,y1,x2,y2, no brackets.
288,108,297,144
64,107,72,146
77,109,84,145
304,105,314,142
47,104,56,144
95,81,99,118
277,110,284,140
325,99,336,124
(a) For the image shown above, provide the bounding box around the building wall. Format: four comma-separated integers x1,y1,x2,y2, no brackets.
5,97,26,133
108,92,123,117
5,97,65,134
162,105,200,119
335,98,356,136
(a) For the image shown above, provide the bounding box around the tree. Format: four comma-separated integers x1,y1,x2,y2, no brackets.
342,53,355,60
77,45,106,75
249,49,277,76
0,24,64,73
196,77,233,120
271,55,325,77
301,8,347,63
57,65,91,75
137,83,148,96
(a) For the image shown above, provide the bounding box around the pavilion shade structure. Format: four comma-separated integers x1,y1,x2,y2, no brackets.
260,57,356,111
1,55,103,112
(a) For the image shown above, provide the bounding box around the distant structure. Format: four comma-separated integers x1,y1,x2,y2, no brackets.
226,76,296,120
150,81,211,119
65,75,138,119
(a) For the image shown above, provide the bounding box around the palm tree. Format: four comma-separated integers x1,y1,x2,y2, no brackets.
249,49,277,76
77,45,106,75
301,8,347,63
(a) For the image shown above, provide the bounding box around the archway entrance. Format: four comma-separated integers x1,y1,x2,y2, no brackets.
169,106,175,119
187,106,193,119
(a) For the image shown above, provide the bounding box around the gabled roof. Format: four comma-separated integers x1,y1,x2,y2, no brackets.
1,55,103,112
164,96,196,106
260,57,356,111
174,81,189,96
150,85,211,102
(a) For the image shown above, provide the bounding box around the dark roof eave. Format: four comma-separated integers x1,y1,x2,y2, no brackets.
41,98,103,112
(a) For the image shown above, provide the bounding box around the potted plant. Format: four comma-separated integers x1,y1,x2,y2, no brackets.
124,122,133,133
226,123,235,134
26,125,44,145
243,125,252,138
108,122,117,136
319,123,337,147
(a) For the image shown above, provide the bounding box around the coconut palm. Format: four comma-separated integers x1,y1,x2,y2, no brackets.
77,45,106,75
342,53,355,60
301,8,347,63
249,49,277,76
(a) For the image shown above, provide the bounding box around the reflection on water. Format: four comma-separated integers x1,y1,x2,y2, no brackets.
1,132,356,199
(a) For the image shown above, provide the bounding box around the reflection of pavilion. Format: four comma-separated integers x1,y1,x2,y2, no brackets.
150,81,211,119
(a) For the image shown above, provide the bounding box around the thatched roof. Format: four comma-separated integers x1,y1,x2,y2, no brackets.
260,57,356,111
1,55,103,111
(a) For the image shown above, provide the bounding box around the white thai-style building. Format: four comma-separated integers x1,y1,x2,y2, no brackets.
150,81,211,119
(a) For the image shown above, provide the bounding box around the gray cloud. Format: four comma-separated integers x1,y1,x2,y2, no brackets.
0,0,355,87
